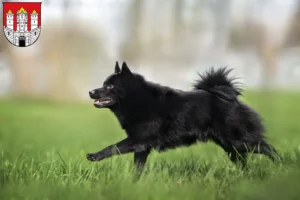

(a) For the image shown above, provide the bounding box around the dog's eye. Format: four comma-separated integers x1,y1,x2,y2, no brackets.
107,84,114,89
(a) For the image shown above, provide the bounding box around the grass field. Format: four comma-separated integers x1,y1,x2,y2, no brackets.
1,91,300,200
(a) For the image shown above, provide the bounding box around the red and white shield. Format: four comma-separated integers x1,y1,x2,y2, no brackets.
3,1,41,47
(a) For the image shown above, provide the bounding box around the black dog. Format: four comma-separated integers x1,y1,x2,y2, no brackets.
87,62,280,169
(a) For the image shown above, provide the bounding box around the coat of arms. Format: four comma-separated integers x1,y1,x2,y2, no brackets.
3,1,41,47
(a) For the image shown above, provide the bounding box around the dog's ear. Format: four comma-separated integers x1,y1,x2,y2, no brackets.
121,62,132,75
115,61,121,73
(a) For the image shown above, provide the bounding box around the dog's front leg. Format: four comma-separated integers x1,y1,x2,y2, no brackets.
86,138,147,162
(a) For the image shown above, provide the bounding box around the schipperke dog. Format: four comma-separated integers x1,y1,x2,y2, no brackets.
87,62,281,169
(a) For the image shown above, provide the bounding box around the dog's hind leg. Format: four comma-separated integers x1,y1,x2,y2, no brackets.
252,141,282,162
228,151,247,167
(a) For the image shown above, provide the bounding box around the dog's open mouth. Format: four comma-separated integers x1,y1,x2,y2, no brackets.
93,98,115,108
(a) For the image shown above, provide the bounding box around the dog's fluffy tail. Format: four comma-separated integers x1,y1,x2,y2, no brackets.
193,67,242,101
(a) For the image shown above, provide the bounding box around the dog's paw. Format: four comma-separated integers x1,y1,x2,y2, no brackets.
86,153,98,161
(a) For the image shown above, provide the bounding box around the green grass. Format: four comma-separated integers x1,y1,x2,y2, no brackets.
1,91,300,200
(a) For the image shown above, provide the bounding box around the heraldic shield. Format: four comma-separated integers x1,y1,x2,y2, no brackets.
3,1,41,47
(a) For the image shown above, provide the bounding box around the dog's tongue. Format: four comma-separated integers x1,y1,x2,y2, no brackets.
94,99,105,103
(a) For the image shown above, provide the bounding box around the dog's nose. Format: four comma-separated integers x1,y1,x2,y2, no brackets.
89,90,95,96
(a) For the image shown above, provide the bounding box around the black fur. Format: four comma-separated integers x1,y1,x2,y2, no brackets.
87,62,281,169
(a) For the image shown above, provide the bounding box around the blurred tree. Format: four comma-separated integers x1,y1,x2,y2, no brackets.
210,0,232,50
230,22,280,89
229,0,299,89
172,0,184,40
63,0,71,11
284,0,300,48
41,19,108,100
120,0,144,61
229,3,279,89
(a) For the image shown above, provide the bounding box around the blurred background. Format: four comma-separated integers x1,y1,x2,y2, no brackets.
1,1,300,199
0,0,300,99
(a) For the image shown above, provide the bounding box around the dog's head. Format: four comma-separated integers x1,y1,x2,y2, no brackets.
89,61,134,108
